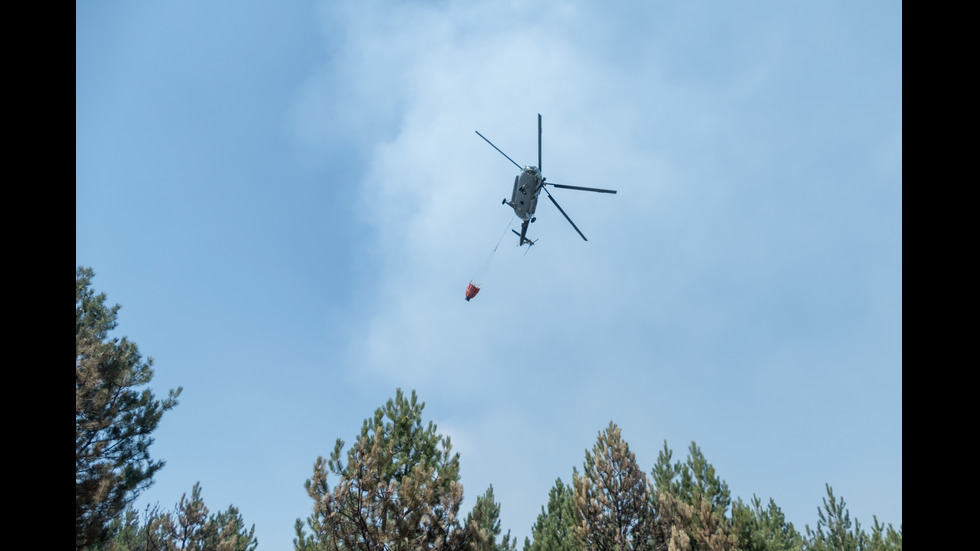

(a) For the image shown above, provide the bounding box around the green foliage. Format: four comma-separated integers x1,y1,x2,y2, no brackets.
649,442,736,551
573,422,656,551
76,267,182,550
650,442,683,499
294,518,320,551
804,485,859,551
147,483,258,551
95,508,144,551
297,388,476,551
93,483,258,551
211,503,260,551
540,436,899,551
863,517,901,551
467,485,517,551
731,496,803,551
802,485,902,551
651,442,730,516
524,478,580,551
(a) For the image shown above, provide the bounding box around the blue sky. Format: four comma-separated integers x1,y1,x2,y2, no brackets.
76,1,902,549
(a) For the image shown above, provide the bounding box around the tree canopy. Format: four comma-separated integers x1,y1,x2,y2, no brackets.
94,483,259,551
75,268,899,551
296,388,479,551
573,422,656,551
524,477,580,551
76,267,182,549
467,485,517,551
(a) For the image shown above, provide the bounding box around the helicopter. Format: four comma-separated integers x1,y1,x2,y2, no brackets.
475,114,616,246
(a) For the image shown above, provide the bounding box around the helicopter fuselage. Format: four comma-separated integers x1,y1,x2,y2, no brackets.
506,166,543,221
477,114,616,245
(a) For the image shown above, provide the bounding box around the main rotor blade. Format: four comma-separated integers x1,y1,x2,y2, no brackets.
475,131,523,171
543,187,587,241
547,183,618,194
538,113,542,173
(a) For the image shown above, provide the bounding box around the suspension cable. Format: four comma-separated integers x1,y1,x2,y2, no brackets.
474,215,516,284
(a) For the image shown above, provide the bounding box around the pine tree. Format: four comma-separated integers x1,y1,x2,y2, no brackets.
650,443,683,499
93,483,258,551
467,485,517,551
76,267,182,549
143,483,258,551
731,496,803,551
94,508,145,551
524,478,581,551
573,422,655,551
863,517,901,551
804,485,859,551
211,504,259,551
297,388,476,551
677,443,730,516
649,442,735,551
